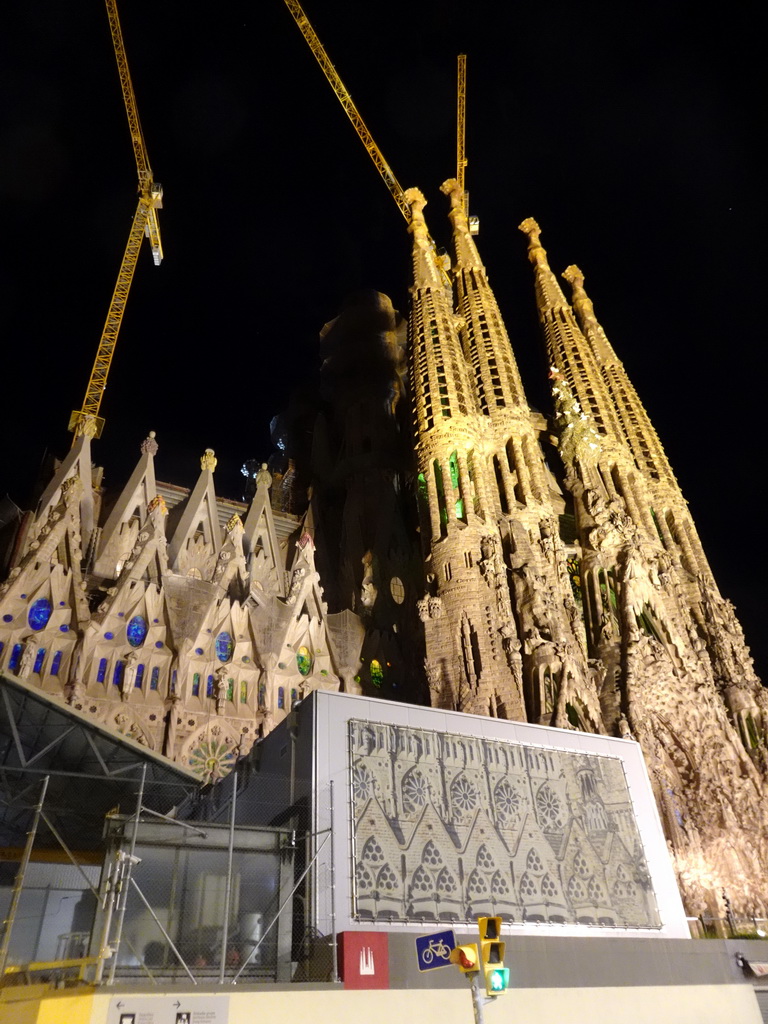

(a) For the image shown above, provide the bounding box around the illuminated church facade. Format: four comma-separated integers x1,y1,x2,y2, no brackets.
1,180,765,918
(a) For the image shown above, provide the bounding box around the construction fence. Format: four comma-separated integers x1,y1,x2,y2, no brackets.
0,764,338,986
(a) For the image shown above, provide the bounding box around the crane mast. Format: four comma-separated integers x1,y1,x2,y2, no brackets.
282,0,411,222
69,0,163,440
457,54,467,205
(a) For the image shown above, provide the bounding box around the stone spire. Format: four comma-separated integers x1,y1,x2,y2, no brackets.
442,178,529,414
562,266,678,492
519,218,622,441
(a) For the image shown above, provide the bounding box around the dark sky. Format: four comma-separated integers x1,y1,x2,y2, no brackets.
2,1,764,677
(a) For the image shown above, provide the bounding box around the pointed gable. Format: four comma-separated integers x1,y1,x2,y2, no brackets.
242,469,284,597
93,431,159,578
168,449,222,576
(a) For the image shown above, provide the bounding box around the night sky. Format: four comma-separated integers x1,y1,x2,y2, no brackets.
3,1,764,677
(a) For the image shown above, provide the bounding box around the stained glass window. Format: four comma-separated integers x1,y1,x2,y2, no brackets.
135,664,145,689
296,646,312,676
291,688,297,708
127,616,148,647
390,577,405,604
258,682,266,708
278,687,285,709
28,598,52,631
150,666,160,690
192,672,201,697
226,678,234,701
370,659,384,687
113,661,125,688
240,680,247,703
97,658,108,683
9,644,23,671
215,631,233,662
171,670,177,693
51,651,62,676
32,648,45,674
449,450,460,489
206,674,215,698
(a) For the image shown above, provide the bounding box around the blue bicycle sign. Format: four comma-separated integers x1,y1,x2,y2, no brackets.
415,929,456,971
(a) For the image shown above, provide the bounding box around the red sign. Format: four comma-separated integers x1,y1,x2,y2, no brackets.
338,931,389,989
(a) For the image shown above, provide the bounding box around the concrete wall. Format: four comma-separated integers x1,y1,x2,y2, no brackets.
1,981,761,1024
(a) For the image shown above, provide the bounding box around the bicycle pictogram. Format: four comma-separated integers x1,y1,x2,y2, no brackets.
421,937,451,964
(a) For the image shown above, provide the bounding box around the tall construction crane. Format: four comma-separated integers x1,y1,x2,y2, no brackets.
69,0,163,441
456,54,479,235
282,0,411,222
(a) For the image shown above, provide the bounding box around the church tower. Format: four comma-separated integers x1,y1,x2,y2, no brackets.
406,185,601,730
519,217,768,915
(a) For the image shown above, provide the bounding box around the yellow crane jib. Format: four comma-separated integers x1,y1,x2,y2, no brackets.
282,0,411,223
70,0,163,440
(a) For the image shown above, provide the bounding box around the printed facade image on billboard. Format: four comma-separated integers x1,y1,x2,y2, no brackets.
348,719,661,929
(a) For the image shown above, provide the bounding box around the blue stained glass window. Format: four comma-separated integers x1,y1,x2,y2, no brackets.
0,641,4,657
291,688,298,708
215,632,233,663
278,687,285,709
135,664,145,689
33,648,46,674
192,673,200,697
97,658,108,683
258,682,266,708
127,615,148,648
28,598,52,631
113,661,125,688
51,651,63,676
206,675,215,697
9,644,23,671
2,614,12,623
171,670,177,693
59,624,69,632
150,667,160,690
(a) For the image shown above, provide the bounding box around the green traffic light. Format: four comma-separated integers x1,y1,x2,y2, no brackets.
488,968,510,993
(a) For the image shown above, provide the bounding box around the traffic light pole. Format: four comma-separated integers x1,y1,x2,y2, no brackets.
468,970,488,1024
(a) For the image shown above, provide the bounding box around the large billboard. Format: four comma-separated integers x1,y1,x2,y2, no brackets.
309,692,688,938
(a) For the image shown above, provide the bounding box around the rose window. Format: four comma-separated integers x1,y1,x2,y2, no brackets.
451,775,477,813
352,765,372,802
187,736,236,782
536,785,564,829
494,779,521,819
402,771,428,813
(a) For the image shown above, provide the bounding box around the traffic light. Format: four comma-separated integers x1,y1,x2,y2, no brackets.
449,943,479,973
478,916,509,996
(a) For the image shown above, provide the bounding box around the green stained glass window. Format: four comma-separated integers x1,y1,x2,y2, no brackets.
449,451,460,489
370,659,384,687
417,472,428,501
240,680,248,703
297,646,312,676
455,498,465,519
226,678,234,701
192,672,200,697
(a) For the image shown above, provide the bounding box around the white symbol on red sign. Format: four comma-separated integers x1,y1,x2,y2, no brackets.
359,946,375,975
